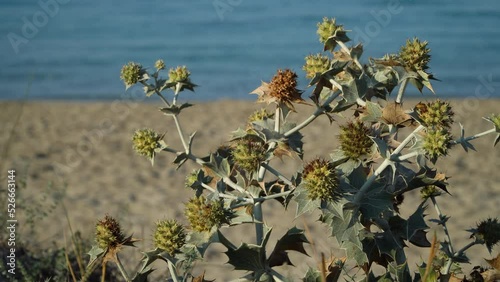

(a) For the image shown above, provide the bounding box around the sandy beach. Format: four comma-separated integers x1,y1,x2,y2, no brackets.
1,98,499,279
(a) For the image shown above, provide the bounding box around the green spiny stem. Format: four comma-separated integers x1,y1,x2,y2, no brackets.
255,106,282,245
254,190,292,203
254,202,264,244
260,163,294,187
391,150,420,162
450,128,496,145
172,114,189,152
430,196,454,254
284,90,341,138
140,80,170,107
443,240,479,275
115,254,131,282
353,125,425,204
395,78,408,104
167,260,180,282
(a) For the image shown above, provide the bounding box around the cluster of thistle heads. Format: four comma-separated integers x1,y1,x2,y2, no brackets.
96,17,500,279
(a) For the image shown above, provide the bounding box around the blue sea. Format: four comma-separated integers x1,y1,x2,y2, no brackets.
1,0,500,101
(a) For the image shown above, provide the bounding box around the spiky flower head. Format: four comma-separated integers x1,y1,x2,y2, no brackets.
231,136,267,172
95,215,125,250
469,218,500,252
399,38,431,72
120,62,146,88
132,128,162,160
168,66,191,83
153,219,186,255
302,158,340,201
415,100,454,129
422,129,452,163
303,54,331,79
268,69,303,106
317,17,344,43
185,196,227,232
420,185,441,200
339,121,373,160
486,114,500,131
155,59,166,71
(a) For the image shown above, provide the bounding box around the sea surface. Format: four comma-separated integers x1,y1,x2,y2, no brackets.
1,0,500,101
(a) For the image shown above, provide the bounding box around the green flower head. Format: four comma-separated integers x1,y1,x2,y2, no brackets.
185,196,227,232
95,215,125,250
317,17,344,44
302,158,340,201
120,62,146,88
303,54,331,79
399,38,431,72
168,66,191,83
231,136,267,173
339,121,373,160
155,59,166,71
153,219,186,255
415,100,454,129
422,129,452,163
132,128,162,160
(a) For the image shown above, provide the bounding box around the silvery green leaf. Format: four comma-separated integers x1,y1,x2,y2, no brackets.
294,186,321,217
87,245,105,266
362,101,383,123
267,227,309,267
337,159,361,175
330,149,349,166
159,103,193,116
371,137,389,159
342,76,367,104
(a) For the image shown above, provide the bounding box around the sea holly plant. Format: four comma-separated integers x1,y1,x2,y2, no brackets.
84,18,500,281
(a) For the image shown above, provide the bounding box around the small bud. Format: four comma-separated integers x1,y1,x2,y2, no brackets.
185,196,227,232
231,136,267,172
132,128,162,160
470,218,500,252
487,114,500,131
303,54,331,79
422,129,452,163
415,100,454,129
268,69,304,106
339,121,373,160
185,169,199,189
168,66,190,83
95,215,124,250
153,219,186,255
317,17,344,44
302,158,340,201
247,109,274,124
420,185,441,200
399,38,431,72
120,62,146,88
155,59,166,71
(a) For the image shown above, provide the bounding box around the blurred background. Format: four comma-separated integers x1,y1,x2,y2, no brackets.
1,0,500,101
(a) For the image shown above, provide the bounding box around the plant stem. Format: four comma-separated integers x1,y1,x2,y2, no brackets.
395,78,408,104
284,91,341,138
115,254,131,282
254,202,264,244
353,125,425,204
254,190,292,203
430,196,454,254
167,260,180,282
172,115,189,152
260,163,293,186
450,128,496,145
391,150,420,162
443,241,478,275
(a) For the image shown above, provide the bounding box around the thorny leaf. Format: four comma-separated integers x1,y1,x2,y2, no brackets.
382,102,412,127
267,227,309,267
159,103,193,116
457,123,477,152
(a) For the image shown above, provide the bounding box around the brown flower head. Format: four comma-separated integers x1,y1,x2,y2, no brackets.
95,215,125,250
251,69,304,111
